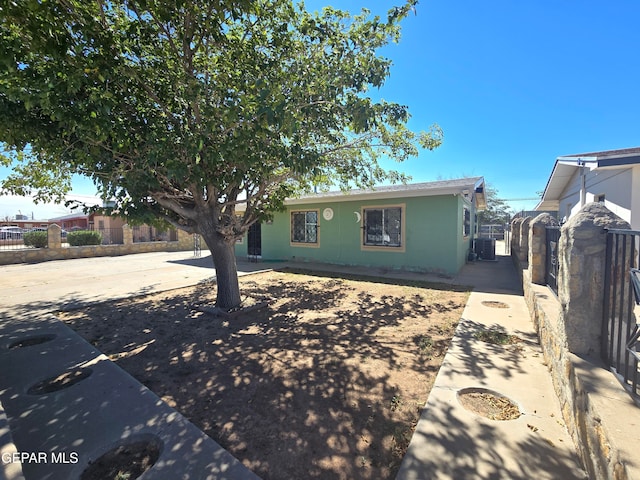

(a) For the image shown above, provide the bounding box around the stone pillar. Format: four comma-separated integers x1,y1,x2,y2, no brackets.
528,213,558,285
558,203,630,355
177,229,195,250
122,224,133,245
511,218,523,259
519,216,532,265
47,224,62,248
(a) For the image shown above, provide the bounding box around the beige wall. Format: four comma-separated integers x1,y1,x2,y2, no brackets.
0,227,194,265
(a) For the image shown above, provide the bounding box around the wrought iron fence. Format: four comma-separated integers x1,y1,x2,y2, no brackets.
86,227,124,245
545,226,561,296
0,236,27,250
602,229,640,403
0,227,44,250
132,225,178,243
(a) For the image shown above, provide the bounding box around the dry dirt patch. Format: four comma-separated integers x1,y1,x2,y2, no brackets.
59,269,469,479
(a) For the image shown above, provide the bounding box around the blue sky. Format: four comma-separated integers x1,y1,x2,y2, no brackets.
306,0,640,212
2,0,640,218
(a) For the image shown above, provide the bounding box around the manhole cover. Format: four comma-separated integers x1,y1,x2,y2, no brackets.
27,367,92,395
9,334,57,349
457,387,521,421
481,301,509,308
81,438,162,480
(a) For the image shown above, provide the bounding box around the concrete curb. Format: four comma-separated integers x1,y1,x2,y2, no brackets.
0,399,24,480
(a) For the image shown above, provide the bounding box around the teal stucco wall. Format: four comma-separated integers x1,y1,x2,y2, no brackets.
236,194,475,275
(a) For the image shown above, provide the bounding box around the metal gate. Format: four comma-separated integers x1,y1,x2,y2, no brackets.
193,234,201,258
545,226,561,296
602,229,640,402
247,223,261,262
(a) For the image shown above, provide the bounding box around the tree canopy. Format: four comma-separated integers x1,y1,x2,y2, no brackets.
477,184,512,226
0,0,441,308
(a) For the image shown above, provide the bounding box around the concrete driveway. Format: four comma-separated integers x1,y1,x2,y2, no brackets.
0,250,271,315
0,250,270,480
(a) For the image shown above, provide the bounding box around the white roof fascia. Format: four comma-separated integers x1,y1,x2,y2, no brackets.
284,184,478,206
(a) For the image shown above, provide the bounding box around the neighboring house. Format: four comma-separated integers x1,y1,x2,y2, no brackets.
236,177,486,275
49,212,176,244
48,212,91,230
536,147,640,229
0,219,53,229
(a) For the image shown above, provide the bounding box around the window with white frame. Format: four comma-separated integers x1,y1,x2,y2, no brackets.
363,206,402,247
291,210,319,244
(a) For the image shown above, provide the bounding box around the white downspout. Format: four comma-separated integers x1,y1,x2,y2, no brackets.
579,160,587,207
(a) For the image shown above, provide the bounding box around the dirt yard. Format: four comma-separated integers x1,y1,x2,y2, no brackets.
59,268,469,479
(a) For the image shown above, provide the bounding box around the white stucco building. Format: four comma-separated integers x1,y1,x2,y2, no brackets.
536,147,640,229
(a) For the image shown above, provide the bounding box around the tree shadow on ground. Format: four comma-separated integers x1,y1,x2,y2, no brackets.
446,320,541,382
59,271,469,480
400,401,587,480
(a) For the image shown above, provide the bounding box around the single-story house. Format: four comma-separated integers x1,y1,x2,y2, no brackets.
48,212,177,243
236,177,486,275
536,147,640,229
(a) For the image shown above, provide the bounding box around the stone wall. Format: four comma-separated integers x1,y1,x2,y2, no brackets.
558,204,630,355
0,225,195,266
519,216,531,266
523,203,637,480
527,213,558,285
510,217,523,262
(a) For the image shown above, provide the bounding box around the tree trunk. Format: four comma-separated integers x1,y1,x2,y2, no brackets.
201,231,242,310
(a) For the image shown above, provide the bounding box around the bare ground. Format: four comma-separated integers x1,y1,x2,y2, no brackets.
59,268,469,480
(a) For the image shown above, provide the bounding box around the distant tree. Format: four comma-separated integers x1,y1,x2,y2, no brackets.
477,185,512,226
0,0,441,309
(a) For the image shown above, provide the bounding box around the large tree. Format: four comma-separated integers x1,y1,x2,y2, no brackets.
0,0,441,309
477,184,512,226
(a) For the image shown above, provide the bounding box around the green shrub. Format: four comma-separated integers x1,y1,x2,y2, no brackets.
23,231,48,248
67,230,102,246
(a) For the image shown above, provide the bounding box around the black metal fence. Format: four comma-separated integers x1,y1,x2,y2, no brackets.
0,225,179,250
602,229,640,403
545,226,561,296
132,226,178,243
0,227,49,250
87,227,124,245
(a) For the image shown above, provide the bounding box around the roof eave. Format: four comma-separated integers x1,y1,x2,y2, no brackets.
284,181,485,206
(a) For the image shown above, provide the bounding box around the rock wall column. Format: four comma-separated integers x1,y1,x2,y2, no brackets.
511,218,523,262
558,203,630,355
519,216,532,265
47,224,62,249
122,224,133,245
177,229,195,250
528,213,559,285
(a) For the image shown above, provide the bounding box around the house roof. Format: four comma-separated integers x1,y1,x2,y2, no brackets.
48,212,90,222
285,177,486,209
536,147,640,211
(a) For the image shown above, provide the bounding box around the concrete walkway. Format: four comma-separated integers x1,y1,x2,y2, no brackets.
0,248,588,479
397,252,588,479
